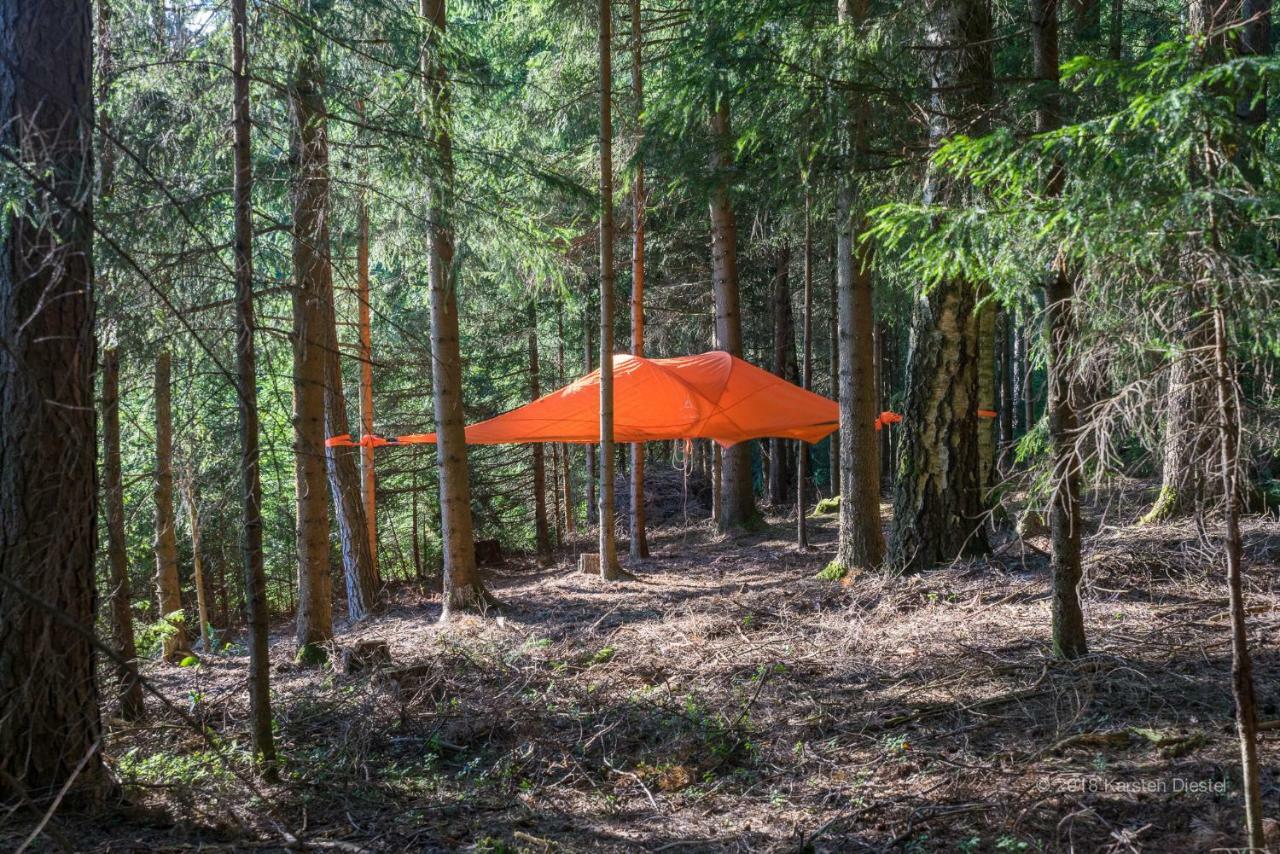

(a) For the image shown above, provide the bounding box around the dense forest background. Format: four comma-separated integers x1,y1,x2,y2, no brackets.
1,0,1278,850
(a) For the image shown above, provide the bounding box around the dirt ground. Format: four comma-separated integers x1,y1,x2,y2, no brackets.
9,481,1280,852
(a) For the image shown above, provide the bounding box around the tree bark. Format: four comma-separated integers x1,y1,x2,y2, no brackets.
529,299,552,564
583,293,597,526
798,191,813,549
356,100,379,583
289,60,334,659
180,475,212,652
103,349,146,719
598,0,626,579
769,244,797,507
558,305,577,537
231,0,277,774
888,0,993,572
422,0,494,616
828,240,839,496
628,0,650,559
154,351,191,661
0,0,109,801
709,96,758,531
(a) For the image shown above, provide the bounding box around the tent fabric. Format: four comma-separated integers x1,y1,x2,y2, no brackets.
327,351,899,449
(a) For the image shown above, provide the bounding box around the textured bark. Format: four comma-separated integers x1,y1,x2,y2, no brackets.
833,0,882,572
0,0,109,800
828,242,840,496
797,193,813,549
298,82,379,622
550,440,564,547
289,61,334,657
628,0,650,559
180,477,212,652
889,0,993,572
708,96,758,530
597,0,625,579
976,292,997,487
154,352,191,661
231,0,277,772
529,300,552,564
422,0,493,616
998,311,1015,446
769,245,797,507
103,349,146,718
583,296,597,526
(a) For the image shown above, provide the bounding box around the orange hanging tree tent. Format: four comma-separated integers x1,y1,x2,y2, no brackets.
327,351,901,450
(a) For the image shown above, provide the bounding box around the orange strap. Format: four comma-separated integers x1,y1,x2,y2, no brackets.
976,409,998,419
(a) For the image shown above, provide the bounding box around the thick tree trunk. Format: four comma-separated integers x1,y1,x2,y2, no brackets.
103,349,146,720
889,0,993,572
628,0,650,559
154,351,191,661
289,62,334,660
598,0,626,579
798,192,813,548
769,244,797,507
0,0,109,802
709,96,758,531
292,73,379,622
422,0,493,616
977,293,997,487
230,0,277,773
529,300,552,564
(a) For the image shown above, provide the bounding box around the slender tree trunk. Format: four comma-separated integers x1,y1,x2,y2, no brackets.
0,0,109,801
709,96,758,530
231,0,277,773
999,311,1015,446
289,61,334,659
422,0,493,615
1108,0,1122,59
888,0,993,572
711,443,722,522
583,294,597,526
798,191,813,548
558,305,577,536
628,0,650,558
550,439,564,547
770,244,797,507
154,351,191,661
529,299,552,564
180,475,212,652
828,240,839,496
1212,305,1266,850
411,465,423,581
598,0,626,579
356,100,379,583
103,348,146,720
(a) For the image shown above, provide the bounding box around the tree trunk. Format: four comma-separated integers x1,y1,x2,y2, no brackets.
289,61,334,660
598,0,625,580
999,311,1015,446
798,191,813,549
889,0,993,573
356,100,379,583
0,0,109,789
529,299,552,564
154,351,191,661
230,0,277,773
1070,0,1100,39
628,0,650,559
583,294,597,527
558,305,577,537
709,96,758,531
312,98,379,621
1212,305,1266,850
180,475,213,652
828,240,839,496
769,244,797,507
550,439,564,547
0,0,109,801
1108,0,1123,59
977,292,997,487
103,348,146,720
422,0,494,616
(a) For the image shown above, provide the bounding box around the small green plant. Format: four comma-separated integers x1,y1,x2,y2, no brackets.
135,610,186,659
816,561,847,581
811,496,840,515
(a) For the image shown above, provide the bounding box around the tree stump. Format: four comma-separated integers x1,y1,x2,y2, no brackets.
340,639,391,674
578,553,600,575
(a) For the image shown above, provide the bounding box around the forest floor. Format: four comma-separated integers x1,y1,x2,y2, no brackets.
12,479,1280,852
